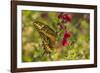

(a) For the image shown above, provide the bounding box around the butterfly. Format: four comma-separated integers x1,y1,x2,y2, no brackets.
33,21,57,53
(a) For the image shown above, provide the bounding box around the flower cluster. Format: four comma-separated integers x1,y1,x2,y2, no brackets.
58,13,72,22
58,13,72,46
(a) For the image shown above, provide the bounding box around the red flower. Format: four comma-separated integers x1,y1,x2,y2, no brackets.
58,13,72,22
62,31,71,46
62,39,69,46
59,24,64,29
64,31,71,38
63,14,72,22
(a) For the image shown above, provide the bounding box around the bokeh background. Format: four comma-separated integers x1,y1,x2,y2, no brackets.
22,10,90,62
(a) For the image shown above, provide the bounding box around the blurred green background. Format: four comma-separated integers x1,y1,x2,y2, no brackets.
22,10,90,62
